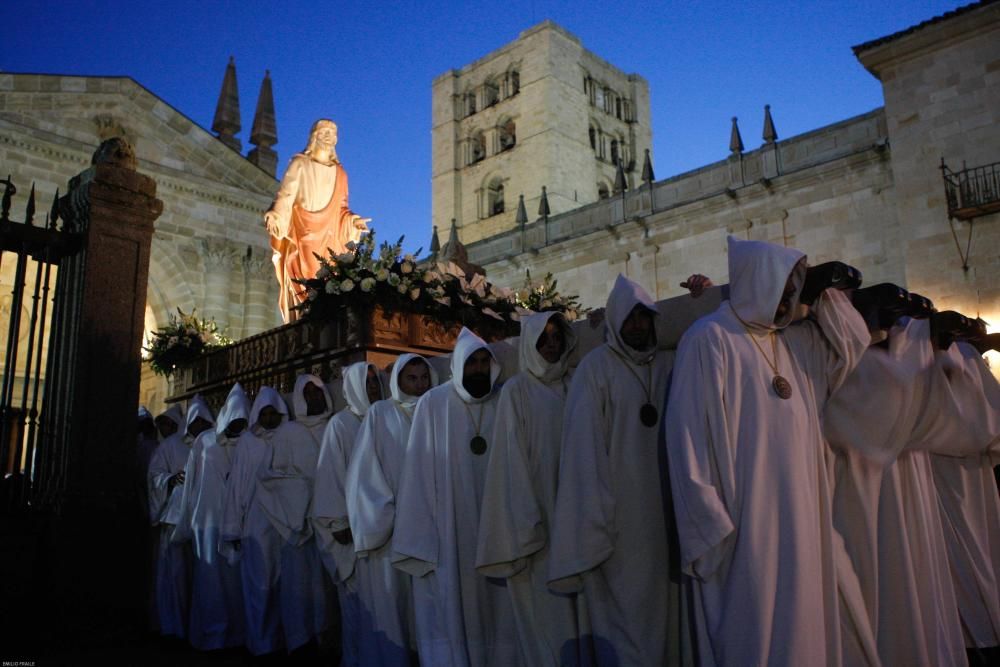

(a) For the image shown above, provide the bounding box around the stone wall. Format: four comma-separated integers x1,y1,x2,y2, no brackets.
470,109,897,310
856,1,1000,327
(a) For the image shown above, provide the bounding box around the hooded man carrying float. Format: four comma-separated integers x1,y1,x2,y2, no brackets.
346,353,439,666
475,311,585,666
392,327,521,667
548,274,684,666
666,236,871,667
171,383,250,650
220,386,329,655
148,397,212,638
292,373,335,443
311,361,383,666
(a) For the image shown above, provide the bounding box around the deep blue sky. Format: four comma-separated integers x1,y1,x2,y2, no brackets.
3,0,968,252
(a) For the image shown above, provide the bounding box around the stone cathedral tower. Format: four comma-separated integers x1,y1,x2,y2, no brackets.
431,20,651,246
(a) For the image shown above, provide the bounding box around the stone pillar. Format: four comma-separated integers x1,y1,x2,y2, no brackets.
42,137,161,633
244,252,275,336
199,237,236,327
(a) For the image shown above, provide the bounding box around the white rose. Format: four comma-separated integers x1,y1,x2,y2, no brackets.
403,254,415,263
360,277,376,292
376,269,389,282
410,287,421,300
325,280,337,294
397,282,408,294
341,279,355,292
388,273,401,287
401,261,414,274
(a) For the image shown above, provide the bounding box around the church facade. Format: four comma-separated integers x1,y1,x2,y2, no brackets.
0,70,284,409
452,4,999,352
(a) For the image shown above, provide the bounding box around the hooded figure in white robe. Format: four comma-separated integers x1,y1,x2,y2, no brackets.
475,312,586,666
311,361,382,666
825,318,965,667
392,327,521,667
548,275,679,666
924,342,1000,660
665,236,871,667
170,383,249,650
148,399,211,637
291,373,334,442
220,386,328,655
346,353,439,666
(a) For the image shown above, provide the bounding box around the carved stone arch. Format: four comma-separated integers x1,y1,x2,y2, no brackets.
597,177,613,200
146,240,196,328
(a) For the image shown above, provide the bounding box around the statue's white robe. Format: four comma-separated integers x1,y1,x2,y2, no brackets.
221,388,328,655
666,237,871,667
171,384,249,650
547,276,679,667
392,329,521,667
148,430,193,638
926,343,1000,651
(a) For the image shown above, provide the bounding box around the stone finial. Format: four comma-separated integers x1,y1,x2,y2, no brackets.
516,194,528,226
641,148,654,184
439,219,485,278
212,56,242,151
614,161,628,194
762,105,778,144
248,70,279,176
429,225,441,256
729,117,744,154
537,186,551,218
92,137,137,170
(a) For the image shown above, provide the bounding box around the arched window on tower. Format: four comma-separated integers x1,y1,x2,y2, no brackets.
483,80,499,108
499,120,516,152
597,182,610,200
469,131,486,165
510,70,520,95
589,126,596,150
465,92,477,117
610,139,620,166
488,178,505,215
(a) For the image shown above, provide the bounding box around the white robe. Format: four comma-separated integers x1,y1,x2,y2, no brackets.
927,343,1000,650
826,319,965,666
220,387,328,655
548,275,677,667
476,312,585,667
170,384,249,650
148,429,193,638
392,328,521,667
311,362,379,666
346,353,438,666
666,237,871,667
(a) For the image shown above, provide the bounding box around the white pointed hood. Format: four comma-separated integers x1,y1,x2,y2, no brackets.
292,373,334,426
520,311,577,384
342,361,380,418
390,353,439,408
249,386,289,433
215,382,251,441
451,327,501,403
727,235,806,331
606,274,659,364
156,404,184,427
185,394,215,437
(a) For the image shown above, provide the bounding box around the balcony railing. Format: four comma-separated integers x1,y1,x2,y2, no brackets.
941,159,1000,220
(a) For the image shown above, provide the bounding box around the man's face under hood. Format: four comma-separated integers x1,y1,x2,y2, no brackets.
224,418,247,439
187,416,213,438
535,319,566,364
773,272,798,324
302,382,328,416
462,348,494,398
257,406,282,431
619,304,655,352
155,417,178,439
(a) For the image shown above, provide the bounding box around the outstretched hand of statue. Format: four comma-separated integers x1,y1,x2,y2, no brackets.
264,210,281,238
352,215,371,232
